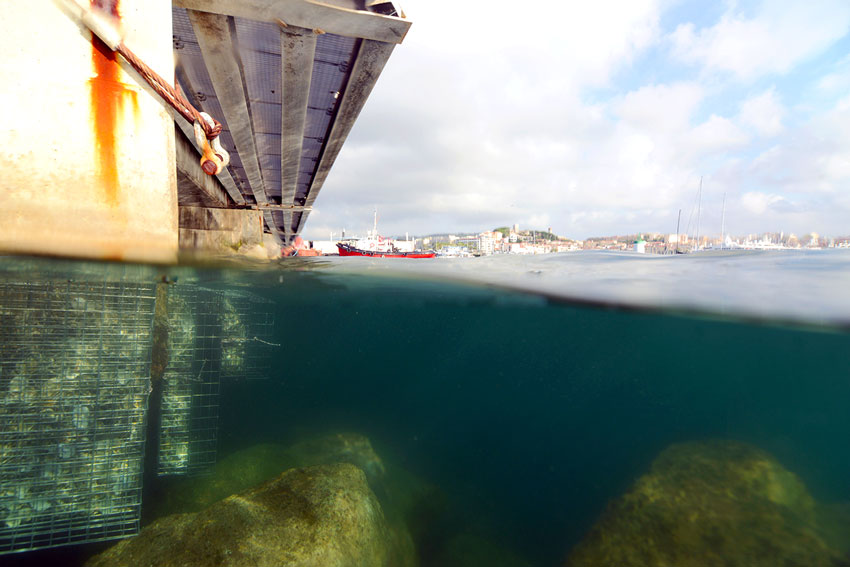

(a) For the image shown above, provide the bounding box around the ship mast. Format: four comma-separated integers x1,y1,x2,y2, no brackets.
675,208,681,254
695,176,702,251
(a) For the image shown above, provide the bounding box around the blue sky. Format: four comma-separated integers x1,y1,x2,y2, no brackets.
303,0,850,240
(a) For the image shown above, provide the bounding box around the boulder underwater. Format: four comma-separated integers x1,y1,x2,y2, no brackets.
289,432,387,483
565,440,848,567
87,463,402,567
154,431,445,554
159,432,387,514
104,432,436,566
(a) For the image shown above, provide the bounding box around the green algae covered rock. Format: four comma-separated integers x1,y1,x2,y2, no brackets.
162,432,387,514
378,462,448,549
162,443,293,513
88,463,400,567
288,432,387,483
565,440,847,567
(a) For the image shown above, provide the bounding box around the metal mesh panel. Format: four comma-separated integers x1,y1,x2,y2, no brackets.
0,280,155,553
157,287,277,477
218,290,277,381
157,286,222,476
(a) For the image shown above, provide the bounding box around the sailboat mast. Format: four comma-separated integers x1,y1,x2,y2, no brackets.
695,176,702,251
675,209,681,254
720,192,726,250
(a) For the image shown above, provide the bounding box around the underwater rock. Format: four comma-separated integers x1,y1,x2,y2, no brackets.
162,432,386,513
161,443,293,512
816,501,850,556
155,432,444,566
378,463,449,554
288,432,387,483
87,463,406,567
565,440,845,567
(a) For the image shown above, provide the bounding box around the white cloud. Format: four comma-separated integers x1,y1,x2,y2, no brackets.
689,114,749,154
743,96,850,194
614,82,704,132
402,0,662,89
670,1,850,79
741,191,788,215
738,88,785,137
306,1,850,240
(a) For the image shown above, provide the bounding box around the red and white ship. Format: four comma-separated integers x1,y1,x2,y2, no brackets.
336,242,435,258
336,212,435,258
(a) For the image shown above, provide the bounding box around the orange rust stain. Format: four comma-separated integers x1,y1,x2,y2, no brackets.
88,0,136,207
131,93,141,127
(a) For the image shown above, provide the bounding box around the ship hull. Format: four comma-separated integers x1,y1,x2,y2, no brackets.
336,243,435,258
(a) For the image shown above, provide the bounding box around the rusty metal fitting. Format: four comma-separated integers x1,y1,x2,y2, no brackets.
201,159,219,175
193,114,229,175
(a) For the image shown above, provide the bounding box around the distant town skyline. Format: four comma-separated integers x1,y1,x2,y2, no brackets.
302,0,850,242
325,222,847,243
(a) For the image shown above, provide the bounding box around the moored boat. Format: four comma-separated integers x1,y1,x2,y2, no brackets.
336,243,435,258
337,210,435,258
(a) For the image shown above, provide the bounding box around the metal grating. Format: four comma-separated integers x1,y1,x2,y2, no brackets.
157,286,277,477
157,286,223,477
173,8,252,201
0,280,155,554
217,290,277,381
299,33,359,203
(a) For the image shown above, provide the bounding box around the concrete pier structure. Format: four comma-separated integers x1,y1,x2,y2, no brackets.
0,1,178,263
179,206,270,257
0,1,409,261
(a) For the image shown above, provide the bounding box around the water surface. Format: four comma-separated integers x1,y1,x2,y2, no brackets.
2,250,849,566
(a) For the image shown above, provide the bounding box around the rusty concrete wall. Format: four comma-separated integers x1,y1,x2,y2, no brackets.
178,206,272,257
0,1,177,263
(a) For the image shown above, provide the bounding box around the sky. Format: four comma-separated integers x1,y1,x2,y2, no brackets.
302,0,850,241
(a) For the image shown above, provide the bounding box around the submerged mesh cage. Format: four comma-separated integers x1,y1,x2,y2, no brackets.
0,280,155,553
0,272,278,552
218,289,276,381
157,286,277,477
157,286,223,476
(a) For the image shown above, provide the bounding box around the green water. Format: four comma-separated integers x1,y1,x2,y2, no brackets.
2,253,849,566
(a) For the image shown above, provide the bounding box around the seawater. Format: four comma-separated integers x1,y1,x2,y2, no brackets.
2,250,850,566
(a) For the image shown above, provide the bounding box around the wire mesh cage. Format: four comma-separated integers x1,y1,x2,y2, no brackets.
0,279,155,554
157,285,223,476
217,289,277,381
157,286,277,477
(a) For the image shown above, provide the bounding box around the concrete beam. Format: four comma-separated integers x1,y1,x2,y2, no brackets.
262,211,283,246
175,125,231,207
254,204,312,211
173,67,245,204
174,0,410,44
294,210,311,235
283,211,293,243
280,25,316,232
174,118,245,204
295,38,395,233
188,9,269,205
